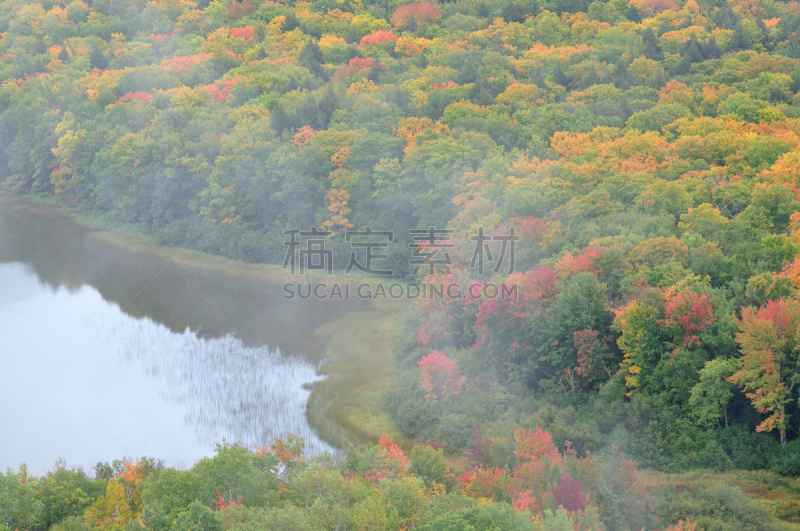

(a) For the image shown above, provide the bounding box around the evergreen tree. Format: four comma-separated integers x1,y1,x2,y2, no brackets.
676,35,703,75
729,22,748,51
270,105,293,135
346,25,360,44
284,12,300,31
624,4,641,23
702,36,723,60
553,61,570,87
612,61,632,90
502,3,526,23
298,42,328,81
89,46,108,69
641,28,663,61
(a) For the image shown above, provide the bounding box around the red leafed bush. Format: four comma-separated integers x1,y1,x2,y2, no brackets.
230,25,255,43
552,474,586,512
418,350,465,401
202,77,245,103
391,2,442,29
115,92,152,104
660,290,715,348
466,424,490,465
514,216,548,244
473,265,557,353
432,81,457,90
574,329,614,383
514,427,560,463
360,30,400,48
666,519,699,531
556,246,606,277
349,56,377,69
212,487,242,511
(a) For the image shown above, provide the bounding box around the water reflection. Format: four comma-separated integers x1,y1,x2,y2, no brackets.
110,317,330,452
0,199,354,472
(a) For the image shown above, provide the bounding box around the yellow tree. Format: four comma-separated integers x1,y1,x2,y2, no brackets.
88,479,132,528
51,114,86,201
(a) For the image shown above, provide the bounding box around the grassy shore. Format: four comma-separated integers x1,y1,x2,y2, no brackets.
642,469,800,529
306,299,407,449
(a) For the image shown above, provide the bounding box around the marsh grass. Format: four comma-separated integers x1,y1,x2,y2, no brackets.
643,469,800,529
306,300,407,449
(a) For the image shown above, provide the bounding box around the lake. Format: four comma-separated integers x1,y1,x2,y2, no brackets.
0,198,359,473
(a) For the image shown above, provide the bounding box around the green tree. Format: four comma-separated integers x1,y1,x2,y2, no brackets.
690,358,737,428
546,272,612,395
170,501,222,531
0,466,42,531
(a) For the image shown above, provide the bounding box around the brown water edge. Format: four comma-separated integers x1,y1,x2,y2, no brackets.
2,193,406,451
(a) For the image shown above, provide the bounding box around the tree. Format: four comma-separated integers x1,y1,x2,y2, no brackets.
551,474,585,512
51,115,87,202
641,27,663,60
678,203,729,244
418,351,466,401
628,237,690,268
514,427,560,464
666,518,699,531
729,298,800,446
91,478,132,525
574,329,614,383
690,358,737,427
391,2,441,30
546,272,612,391
614,294,669,394
39,465,102,527
660,289,716,350
171,501,223,531
0,466,42,531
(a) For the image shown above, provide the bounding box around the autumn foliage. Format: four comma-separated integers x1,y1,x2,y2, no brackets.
114,92,152,105
666,518,700,531
390,2,441,30
551,474,586,512
514,427,560,464
730,298,800,445
359,30,399,48
661,290,716,349
418,350,465,401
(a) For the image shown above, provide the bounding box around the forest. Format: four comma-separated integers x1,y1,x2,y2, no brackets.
4,0,800,526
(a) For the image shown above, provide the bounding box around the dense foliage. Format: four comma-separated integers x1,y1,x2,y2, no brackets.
6,0,800,525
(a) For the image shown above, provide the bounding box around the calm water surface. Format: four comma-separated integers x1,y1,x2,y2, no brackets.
0,199,357,473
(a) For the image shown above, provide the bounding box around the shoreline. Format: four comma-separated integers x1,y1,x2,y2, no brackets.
1,193,406,452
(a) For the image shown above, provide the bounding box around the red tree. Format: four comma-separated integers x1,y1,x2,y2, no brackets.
556,246,607,277
660,290,716,349
729,298,800,446
360,30,400,48
391,2,441,29
418,351,465,401
115,92,152,105
514,427,560,464
551,474,586,512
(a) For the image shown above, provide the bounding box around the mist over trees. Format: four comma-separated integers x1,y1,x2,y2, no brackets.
6,0,800,527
